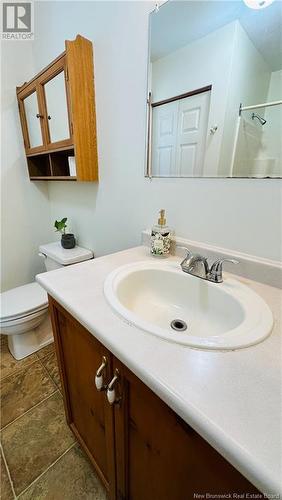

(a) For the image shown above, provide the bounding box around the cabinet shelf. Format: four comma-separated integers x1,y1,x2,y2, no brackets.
30,176,77,181
26,145,74,157
27,147,76,180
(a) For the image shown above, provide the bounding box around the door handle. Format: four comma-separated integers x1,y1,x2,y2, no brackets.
106,369,121,405
94,356,108,391
209,125,218,134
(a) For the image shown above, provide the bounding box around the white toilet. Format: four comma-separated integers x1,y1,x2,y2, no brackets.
0,242,93,360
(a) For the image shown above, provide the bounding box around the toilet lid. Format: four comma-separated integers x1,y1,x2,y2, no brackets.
0,282,48,322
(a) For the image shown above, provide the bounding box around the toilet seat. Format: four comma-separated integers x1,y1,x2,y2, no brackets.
0,282,48,323
0,308,48,328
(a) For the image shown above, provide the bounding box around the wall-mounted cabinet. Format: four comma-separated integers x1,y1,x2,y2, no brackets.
17,35,98,182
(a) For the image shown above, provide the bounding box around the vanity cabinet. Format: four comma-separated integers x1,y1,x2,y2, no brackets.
49,300,116,498
17,35,98,181
49,297,259,500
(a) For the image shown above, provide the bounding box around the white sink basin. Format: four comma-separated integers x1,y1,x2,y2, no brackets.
104,261,273,350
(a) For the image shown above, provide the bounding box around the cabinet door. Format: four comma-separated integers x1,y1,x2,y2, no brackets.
113,358,259,500
18,85,46,155
40,57,73,150
44,71,70,144
49,298,116,499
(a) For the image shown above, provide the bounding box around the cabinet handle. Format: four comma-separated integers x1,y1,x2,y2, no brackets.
95,356,108,391
106,369,121,405
47,115,51,120
36,113,43,119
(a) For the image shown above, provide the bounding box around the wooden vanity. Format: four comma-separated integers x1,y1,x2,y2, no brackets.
49,296,260,500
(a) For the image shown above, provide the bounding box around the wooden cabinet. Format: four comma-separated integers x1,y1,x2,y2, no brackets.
17,35,98,182
113,359,259,500
49,297,260,500
49,300,115,498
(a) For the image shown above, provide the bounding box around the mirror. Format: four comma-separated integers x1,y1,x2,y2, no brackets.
44,71,70,143
23,91,43,149
147,0,282,178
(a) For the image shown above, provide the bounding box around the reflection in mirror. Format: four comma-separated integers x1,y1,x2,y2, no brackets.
44,71,70,143
151,88,211,177
147,1,282,178
23,92,43,148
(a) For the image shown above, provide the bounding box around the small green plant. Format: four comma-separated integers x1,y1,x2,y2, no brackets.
54,217,68,234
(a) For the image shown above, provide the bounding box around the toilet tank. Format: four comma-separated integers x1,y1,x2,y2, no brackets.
39,242,94,272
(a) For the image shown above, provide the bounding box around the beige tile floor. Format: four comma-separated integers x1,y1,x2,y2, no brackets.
0,336,107,499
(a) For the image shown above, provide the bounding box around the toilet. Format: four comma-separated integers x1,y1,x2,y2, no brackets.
0,242,93,360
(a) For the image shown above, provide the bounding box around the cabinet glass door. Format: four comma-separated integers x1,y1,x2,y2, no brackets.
44,71,70,144
23,91,43,148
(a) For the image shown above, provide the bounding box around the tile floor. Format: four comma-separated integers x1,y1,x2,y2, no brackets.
0,335,107,499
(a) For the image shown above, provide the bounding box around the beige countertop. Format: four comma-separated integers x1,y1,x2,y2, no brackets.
37,246,282,497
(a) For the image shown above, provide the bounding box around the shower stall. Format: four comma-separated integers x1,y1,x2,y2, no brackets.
231,97,282,178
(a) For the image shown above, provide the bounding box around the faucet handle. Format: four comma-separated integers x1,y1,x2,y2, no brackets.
209,258,239,283
176,246,192,265
176,245,192,257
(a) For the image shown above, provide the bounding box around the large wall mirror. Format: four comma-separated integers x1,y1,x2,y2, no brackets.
146,0,282,178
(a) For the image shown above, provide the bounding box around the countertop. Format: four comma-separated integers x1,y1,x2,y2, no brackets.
36,246,282,496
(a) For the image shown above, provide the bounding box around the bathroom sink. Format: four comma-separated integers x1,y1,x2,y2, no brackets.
104,261,273,350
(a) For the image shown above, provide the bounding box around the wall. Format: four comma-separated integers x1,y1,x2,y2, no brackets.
1,0,281,294
1,41,53,292
33,1,281,262
232,69,281,178
220,21,271,176
33,1,153,256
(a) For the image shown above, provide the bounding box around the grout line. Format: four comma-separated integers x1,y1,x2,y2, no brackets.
35,346,54,363
36,344,63,394
35,338,55,357
0,357,40,384
1,389,59,432
17,442,77,498
0,442,17,499
36,349,61,393
0,340,55,384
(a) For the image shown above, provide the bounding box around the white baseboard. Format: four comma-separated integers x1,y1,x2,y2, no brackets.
142,230,282,289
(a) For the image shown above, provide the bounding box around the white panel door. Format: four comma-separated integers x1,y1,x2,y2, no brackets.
176,92,210,176
152,101,178,176
151,90,210,177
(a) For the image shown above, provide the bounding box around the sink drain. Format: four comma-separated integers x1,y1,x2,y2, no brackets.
170,319,187,332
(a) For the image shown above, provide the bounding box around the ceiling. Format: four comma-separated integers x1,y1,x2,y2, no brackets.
150,0,282,71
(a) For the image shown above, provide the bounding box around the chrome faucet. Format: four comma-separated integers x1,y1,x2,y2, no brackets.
179,247,239,283
180,251,209,279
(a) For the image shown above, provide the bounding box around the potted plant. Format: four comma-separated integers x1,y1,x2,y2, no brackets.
54,218,76,249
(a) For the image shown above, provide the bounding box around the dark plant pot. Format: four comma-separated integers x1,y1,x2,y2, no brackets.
61,233,76,249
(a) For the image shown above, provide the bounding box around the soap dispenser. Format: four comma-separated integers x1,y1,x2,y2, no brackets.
150,209,172,257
